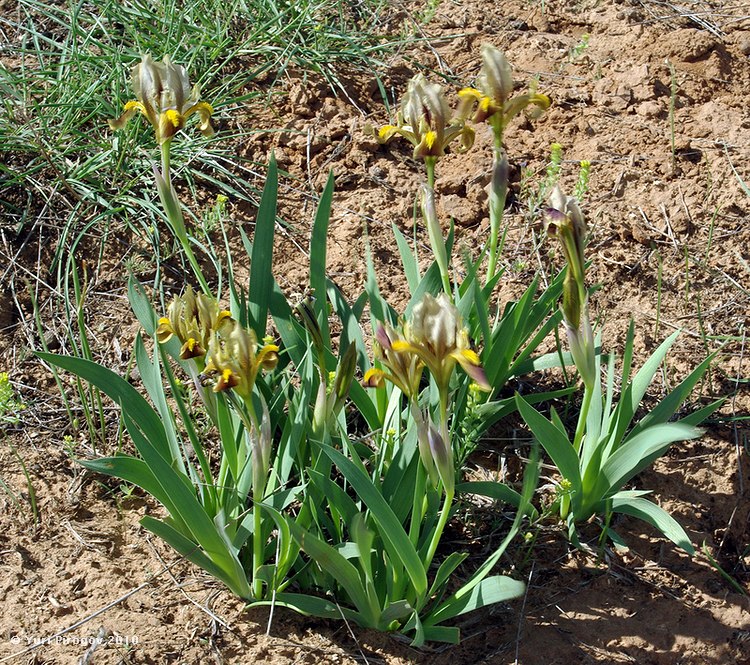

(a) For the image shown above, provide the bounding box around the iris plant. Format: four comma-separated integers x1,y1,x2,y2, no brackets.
109,54,214,292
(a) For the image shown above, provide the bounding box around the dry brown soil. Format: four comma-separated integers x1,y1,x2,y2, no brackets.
1,0,750,663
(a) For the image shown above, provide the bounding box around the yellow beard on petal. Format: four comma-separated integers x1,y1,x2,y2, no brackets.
461,349,481,365
164,109,183,128
363,368,385,388
379,125,395,139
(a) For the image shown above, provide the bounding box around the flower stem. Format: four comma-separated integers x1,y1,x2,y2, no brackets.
486,138,508,283
227,392,265,598
422,158,451,294
409,463,427,548
161,140,171,184
423,392,454,568
572,382,593,454
486,118,507,282
253,493,264,599
426,156,436,189
424,487,454,570
158,142,211,294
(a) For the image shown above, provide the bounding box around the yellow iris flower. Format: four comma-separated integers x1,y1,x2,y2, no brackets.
156,288,279,398
396,293,490,395
155,286,231,361
109,54,214,144
377,74,474,159
204,319,279,399
458,44,550,127
363,324,425,398
365,293,490,398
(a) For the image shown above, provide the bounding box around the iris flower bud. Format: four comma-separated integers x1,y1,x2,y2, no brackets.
251,400,272,499
410,405,439,488
312,343,357,434
545,186,595,389
545,186,587,329
427,421,454,496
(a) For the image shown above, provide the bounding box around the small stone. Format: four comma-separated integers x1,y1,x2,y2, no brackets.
508,17,528,31
368,165,387,180
635,101,663,118
669,28,718,62
438,194,481,227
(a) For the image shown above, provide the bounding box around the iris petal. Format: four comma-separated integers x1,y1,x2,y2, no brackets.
183,101,215,137
452,350,491,391
107,101,142,131
363,368,385,388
